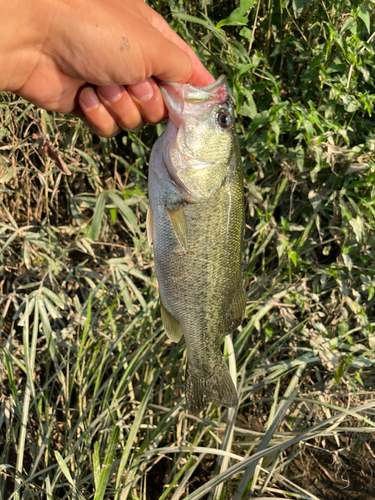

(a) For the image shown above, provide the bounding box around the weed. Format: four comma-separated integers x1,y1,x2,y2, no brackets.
1,1,375,499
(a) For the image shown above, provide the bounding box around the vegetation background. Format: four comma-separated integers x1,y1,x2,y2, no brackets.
1,0,375,498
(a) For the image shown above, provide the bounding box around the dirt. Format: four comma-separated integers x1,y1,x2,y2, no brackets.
287,436,375,500
145,454,216,500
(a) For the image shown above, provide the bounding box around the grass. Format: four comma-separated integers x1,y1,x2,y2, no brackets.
1,0,375,498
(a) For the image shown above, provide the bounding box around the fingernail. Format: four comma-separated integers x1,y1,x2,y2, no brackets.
128,78,154,102
79,88,100,110
98,85,122,103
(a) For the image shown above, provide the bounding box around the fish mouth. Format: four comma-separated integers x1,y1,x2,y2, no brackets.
160,75,228,117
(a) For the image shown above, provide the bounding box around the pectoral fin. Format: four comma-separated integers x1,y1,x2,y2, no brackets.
146,206,154,245
223,286,246,335
166,206,188,252
160,298,182,343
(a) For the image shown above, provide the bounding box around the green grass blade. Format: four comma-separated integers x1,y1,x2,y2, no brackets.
13,302,32,500
91,191,106,240
3,349,22,418
54,451,75,487
93,425,120,500
115,370,158,498
210,335,238,500
93,442,100,492
108,192,138,234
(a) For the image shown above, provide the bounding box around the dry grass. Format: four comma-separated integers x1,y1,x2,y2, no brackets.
1,0,375,498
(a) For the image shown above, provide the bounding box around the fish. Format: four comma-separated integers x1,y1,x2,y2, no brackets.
147,75,245,415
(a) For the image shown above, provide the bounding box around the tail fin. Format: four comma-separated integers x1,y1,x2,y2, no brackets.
185,359,238,415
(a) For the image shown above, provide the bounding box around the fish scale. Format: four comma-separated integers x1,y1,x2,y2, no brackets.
148,76,245,415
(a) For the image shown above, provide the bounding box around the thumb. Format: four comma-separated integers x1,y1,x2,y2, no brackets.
149,15,215,86
145,28,194,84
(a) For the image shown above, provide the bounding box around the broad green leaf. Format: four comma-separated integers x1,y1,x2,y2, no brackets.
217,0,256,28
247,110,269,135
358,7,370,34
269,101,288,117
239,26,252,40
292,0,312,18
239,90,258,118
349,216,364,242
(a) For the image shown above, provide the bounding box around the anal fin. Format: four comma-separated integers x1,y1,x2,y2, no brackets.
160,298,182,343
166,205,188,252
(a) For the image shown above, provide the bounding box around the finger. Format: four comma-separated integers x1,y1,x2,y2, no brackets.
79,87,121,138
126,78,167,124
150,14,215,87
97,85,146,130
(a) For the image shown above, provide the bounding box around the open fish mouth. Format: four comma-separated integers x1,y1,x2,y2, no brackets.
160,75,229,118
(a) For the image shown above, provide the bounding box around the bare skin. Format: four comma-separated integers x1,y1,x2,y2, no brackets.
0,0,214,137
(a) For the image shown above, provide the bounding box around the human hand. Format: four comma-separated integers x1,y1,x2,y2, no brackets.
0,0,214,137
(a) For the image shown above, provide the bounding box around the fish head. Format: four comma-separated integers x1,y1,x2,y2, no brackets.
161,75,236,201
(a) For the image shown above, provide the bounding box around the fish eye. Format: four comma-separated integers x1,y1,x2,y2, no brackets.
216,109,232,129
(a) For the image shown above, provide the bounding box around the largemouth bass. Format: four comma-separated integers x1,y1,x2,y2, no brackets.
147,75,245,415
